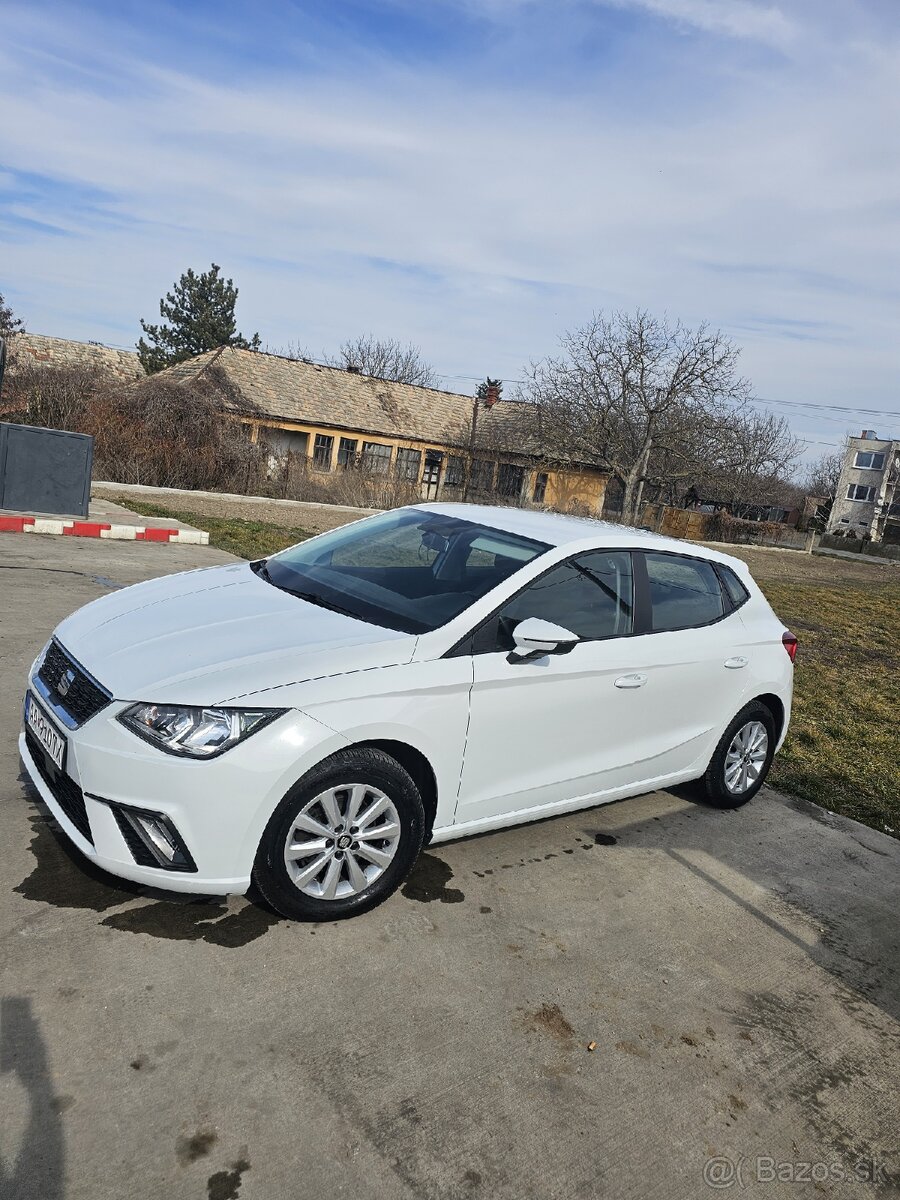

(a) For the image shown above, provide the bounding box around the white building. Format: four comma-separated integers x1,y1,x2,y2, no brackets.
827,431,900,544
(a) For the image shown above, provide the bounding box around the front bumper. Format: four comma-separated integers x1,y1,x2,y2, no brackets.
19,696,348,895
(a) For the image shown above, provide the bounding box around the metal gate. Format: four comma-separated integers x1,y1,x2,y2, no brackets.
0,422,94,518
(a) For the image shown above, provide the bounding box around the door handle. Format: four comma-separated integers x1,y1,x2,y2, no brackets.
724,656,748,669
614,673,647,689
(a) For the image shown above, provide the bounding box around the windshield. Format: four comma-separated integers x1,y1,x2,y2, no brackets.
255,508,550,634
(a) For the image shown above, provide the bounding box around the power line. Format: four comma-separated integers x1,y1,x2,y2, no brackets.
752,395,899,419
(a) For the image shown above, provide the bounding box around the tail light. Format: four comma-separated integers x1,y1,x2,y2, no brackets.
782,631,798,662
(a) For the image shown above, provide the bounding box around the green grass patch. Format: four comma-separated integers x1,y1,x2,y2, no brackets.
115,498,314,559
764,578,900,839
114,496,900,840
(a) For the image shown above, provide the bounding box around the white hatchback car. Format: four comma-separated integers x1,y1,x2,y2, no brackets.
21,504,796,920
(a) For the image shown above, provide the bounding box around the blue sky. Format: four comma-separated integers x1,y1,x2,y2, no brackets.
1,0,898,458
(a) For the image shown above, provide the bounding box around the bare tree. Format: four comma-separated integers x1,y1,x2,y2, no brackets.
800,448,843,499
329,335,438,387
704,409,802,514
3,362,104,430
87,368,263,490
521,310,754,524
276,341,315,363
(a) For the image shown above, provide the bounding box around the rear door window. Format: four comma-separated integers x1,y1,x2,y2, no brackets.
645,552,725,631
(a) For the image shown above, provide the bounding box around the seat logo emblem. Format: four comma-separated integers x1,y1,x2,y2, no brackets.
57,668,76,697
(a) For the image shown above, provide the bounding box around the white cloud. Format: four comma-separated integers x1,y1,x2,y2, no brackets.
0,2,898,449
609,0,796,46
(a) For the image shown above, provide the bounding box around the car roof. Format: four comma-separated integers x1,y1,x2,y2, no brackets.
412,502,750,572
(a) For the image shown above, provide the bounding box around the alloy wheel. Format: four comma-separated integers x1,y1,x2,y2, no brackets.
724,720,769,795
283,783,401,900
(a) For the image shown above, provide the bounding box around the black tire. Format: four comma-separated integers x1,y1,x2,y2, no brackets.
699,701,776,809
253,747,426,921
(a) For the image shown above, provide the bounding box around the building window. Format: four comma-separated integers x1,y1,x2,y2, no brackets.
846,484,876,502
445,456,465,487
497,462,525,498
361,441,393,475
854,451,885,471
312,433,334,470
337,437,358,468
533,472,548,503
395,447,422,481
469,459,495,492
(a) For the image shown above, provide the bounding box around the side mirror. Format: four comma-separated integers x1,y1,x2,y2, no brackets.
508,617,579,663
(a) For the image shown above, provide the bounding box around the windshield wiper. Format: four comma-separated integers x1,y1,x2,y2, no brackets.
252,560,364,621
290,590,362,619
250,559,273,582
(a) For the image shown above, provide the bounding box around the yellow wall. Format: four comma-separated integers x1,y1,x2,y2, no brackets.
542,467,607,514
246,417,607,513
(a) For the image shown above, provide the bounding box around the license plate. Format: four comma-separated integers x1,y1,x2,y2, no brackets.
25,692,67,771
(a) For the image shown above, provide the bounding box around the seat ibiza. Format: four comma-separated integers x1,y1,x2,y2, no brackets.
21,504,795,920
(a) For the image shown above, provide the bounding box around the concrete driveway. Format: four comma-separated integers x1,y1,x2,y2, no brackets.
1,533,898,1200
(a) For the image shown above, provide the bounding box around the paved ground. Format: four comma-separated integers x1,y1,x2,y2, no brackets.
1,534,898,1200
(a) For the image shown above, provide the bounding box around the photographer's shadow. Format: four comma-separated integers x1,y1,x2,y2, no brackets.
0,996,66,1200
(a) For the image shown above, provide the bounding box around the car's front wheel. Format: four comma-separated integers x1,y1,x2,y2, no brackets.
699,701,776,809
253,747,426,921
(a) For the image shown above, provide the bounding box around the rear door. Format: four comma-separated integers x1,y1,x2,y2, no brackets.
623,550,752,778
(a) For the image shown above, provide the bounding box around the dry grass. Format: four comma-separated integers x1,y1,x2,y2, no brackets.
714,545,899,838
120,499,314,559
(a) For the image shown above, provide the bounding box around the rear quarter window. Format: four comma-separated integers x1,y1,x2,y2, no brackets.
718,564,751,609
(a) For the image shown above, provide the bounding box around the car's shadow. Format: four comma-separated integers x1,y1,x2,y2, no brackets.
15,762,900,1034
15,766,282,947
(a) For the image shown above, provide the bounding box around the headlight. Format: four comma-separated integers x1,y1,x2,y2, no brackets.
118,703,286,759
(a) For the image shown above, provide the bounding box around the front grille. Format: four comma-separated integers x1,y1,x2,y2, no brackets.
25,728,93,845
37,640,110,727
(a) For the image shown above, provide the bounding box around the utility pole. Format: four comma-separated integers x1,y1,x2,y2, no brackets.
463,379,500,501
872,445,900,544
462,394,479,502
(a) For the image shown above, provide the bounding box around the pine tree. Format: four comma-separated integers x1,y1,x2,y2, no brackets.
137,264,260,374
0,290,25,392
0,290,25,340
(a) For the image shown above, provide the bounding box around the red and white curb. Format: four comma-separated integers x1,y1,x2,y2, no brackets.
0,515,208,544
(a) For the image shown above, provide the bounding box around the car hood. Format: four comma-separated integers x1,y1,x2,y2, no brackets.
53,563,415,705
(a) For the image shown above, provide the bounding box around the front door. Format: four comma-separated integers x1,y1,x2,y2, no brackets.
421,450,443,499
456,550,649,824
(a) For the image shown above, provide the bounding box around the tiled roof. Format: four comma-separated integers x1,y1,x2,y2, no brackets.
9,333,145,381
158,347,540,456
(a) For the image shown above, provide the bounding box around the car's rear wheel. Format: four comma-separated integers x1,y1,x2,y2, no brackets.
253,747,426,921
700,701,776,809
